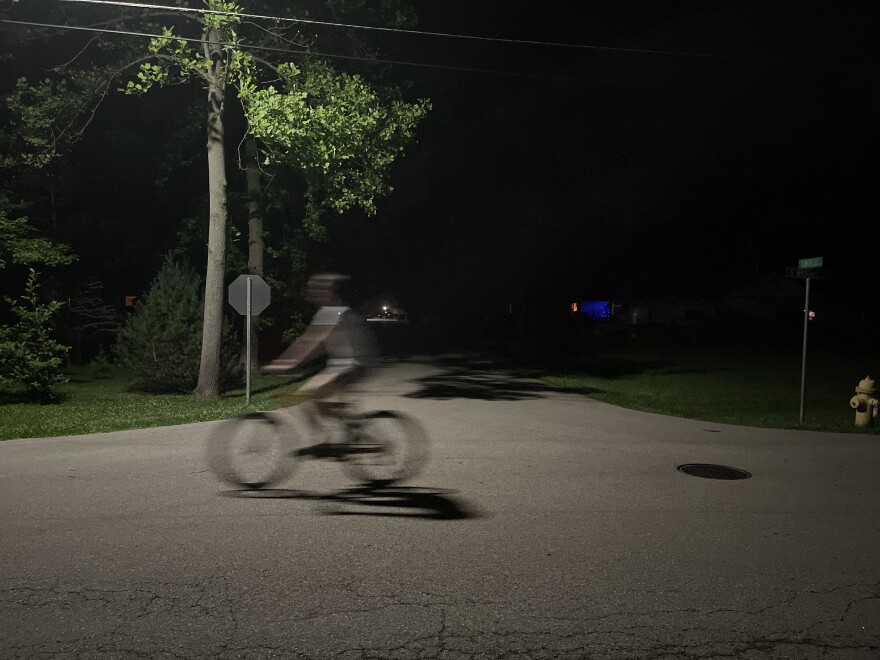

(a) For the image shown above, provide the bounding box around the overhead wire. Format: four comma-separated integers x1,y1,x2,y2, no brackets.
2,0,836,74
52,0,782,63
0,18,585,79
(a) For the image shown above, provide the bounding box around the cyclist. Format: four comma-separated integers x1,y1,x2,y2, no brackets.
262,273,378,417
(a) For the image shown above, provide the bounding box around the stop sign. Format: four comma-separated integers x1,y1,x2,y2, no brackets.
228,274,271,316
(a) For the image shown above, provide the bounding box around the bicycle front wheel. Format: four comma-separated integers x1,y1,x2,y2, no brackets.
343,411,430,487
206,411,296,489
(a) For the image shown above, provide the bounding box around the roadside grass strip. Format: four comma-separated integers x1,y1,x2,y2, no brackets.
542,347,880,433
0,367,299,441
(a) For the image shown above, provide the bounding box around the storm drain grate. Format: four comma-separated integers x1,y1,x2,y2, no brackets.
677,463,752,480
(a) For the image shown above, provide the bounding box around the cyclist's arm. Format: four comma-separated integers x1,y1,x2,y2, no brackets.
262,324,333,373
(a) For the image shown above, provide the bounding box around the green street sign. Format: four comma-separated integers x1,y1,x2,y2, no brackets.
798,256,823,269
786,267,828,279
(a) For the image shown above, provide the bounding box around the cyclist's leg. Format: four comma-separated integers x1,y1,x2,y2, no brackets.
296,377,329,431
294,365,364,428
309,365,367,414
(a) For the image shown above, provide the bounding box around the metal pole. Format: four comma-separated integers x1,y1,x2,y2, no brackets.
799,277,810,424
246,276,252,405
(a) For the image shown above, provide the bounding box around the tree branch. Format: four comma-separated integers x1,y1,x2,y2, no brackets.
9,10,201,45
50,33,101,71
241,20,314,49
249,54,280,75
55,52,190,146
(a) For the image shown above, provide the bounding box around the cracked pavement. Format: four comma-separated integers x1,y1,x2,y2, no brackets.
1,357,879,659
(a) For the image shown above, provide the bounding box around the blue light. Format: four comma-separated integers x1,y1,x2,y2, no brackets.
579,301,612,319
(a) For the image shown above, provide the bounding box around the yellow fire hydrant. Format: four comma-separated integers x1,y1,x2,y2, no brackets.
849,376,880,427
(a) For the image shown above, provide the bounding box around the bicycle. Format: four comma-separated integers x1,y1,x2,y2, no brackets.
206,397,430,490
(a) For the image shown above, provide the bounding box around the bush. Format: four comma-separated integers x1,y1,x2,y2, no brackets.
67,280,120,364
0,269,70,402
115,256,241,393
281,318,308,345
88,347,114,380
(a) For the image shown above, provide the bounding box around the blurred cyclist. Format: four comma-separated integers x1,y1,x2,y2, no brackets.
262,273,378,418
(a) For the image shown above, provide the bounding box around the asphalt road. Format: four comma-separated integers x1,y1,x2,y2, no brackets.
1,355,879,659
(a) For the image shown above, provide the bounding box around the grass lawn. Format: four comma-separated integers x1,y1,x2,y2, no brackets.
4,345,880,440
540,344,880,434
0,366,299,441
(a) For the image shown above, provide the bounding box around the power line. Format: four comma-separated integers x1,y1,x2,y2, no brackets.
53,0,767,62
0,18,589,79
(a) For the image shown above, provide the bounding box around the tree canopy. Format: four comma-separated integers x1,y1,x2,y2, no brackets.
1,0,430,397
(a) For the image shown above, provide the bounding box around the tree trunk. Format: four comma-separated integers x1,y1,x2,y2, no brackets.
195,33,228,399
244,136,264,370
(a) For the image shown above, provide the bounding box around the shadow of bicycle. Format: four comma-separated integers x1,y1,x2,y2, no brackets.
404,366,553,401
221,485,482,521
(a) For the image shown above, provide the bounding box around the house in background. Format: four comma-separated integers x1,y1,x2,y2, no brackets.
568,271,840,345
570,300,623,320
724,274,807,322
623,298,727,342
722,272,852,346
623,299,722,327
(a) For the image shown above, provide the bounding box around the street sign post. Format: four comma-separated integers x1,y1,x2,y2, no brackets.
228,274,271,404
786,258,826,424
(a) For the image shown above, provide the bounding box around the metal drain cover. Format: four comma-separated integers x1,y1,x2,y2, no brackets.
677,463,752,480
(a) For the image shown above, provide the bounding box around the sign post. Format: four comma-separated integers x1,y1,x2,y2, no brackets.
799,275,810,424
787,258,825,424
246,277,252,403
228,274,271,404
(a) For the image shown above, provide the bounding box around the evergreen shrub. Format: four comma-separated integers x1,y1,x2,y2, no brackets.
115,256,241,393
0,269,70,402
88,347,113,379
68,280,119,364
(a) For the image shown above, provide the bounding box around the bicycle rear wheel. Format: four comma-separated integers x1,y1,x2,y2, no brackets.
206,411,296,489
343,411,430,487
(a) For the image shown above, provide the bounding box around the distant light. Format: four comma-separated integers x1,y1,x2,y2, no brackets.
571,302,578,313
808,310,816,321
382,305,389,311
578,301,612,320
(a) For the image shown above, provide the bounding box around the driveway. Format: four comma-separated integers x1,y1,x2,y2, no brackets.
1,355,878,659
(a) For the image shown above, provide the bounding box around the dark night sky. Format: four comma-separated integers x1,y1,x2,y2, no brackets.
324,1,880,315
4,1,880,324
